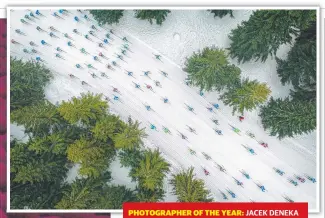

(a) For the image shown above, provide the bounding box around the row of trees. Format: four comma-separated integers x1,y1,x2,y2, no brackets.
184,10,316,139
10,59,214,209
89,10,234,26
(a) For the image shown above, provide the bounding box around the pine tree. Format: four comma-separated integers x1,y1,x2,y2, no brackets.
28,133,69,155
11,139,68,184
184,47,241,92
67,138,115,178
259,97,316,139
209,10,234,18
93,185,137,209
228,10,316,63
55,172,111,209
58,92,108,126
135,186,165,202
276,21,316,101
119,147,144,180
10,58,52,110
132,149,170,191
170,167,213,202
113,119,147,149
11,100,63,137
91,114,127,142
134,10,171,25
220,78,271,115
89,10,124,25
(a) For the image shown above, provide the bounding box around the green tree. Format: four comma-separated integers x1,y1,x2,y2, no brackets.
134,10,171,25
113,119,147,149
94,185,137,209
132,149,170,191
136,186,165,202
276,21,316,102
170,167,213,202
220,78,271,115
58,92,108,126
259,97,316,139
184,47,241,92
55,172,111,209
10,58,52,110
89,10,124,25
228,10,316,63
209,10,234,18
119,147,144,180
11,139,68,184
67,138,115,178
11,100,63,137
91,114,127,142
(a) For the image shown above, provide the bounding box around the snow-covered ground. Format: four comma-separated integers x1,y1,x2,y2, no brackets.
9,9,317,209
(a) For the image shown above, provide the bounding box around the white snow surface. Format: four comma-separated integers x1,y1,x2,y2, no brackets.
9,9,317,209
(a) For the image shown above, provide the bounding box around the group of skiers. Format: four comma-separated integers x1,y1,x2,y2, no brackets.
12,9,317,204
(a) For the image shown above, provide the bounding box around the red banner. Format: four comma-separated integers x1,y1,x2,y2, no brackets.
123,203,308,218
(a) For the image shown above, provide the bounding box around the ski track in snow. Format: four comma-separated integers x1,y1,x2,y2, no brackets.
10,9,316,209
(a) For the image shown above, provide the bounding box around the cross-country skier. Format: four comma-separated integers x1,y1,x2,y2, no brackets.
199,90,204,97
283,195,294,203
107,64,114,70
64,33,73,40
53,12,64,19
154,80,162,87
215,163,226,173
93,56,101,62
29,41,37,46
90,72,96,78
112,87,121,94
178,132,188,140
259,141,268,148
104,39,109,44
239,116,244,122
85,63,96,70
229,124,241,134
36,26,47,32
31,49,39,54
112,61,118,67
189,148,196,155
11,39,22,45
226,189,236,198
113,95,120,101
15,29,26,36
105,33,112,39
184,104,195,113
23,49,30,54
84,15,91,21
67,41,75,48
68,74,75,78
288,178,298,186
122,36,130,43
143,71,151,77
84,34,93,42
35,10,45,17
144,104,152,111
49,32,60,38
212,119,219,125
214,129,223,135
101,72,108,78
273,167,285,176
241,144,256,155
24,15,34,22
305,174,316,183
74,16,81,22
150,123,157,130
55,53,65,60
145,84,153,91
125,70,134,77
233,177,244,187
76,64,82,69
240,170,250,179
121,49,127,55
36,56,44,62
73,29,81,35
294,175,305,183
29,12,39,20
219,190,228,200
81,81,88,85
80,48,89,55
99,42,105,48
162,126,171,134
154,54,162,61
91,25,99,31
207,107,214,112
162,97,169,104
99,52,108,60
49,26,60,32
202,167,210,176
20,19,31,25
202,152,211,160
187,125,197,134
56,47,65,53
255,182,266,192
212,103,219,109
160,70,168,77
